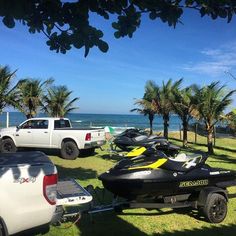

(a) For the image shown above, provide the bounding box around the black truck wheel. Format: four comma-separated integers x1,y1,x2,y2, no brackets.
0,224,2,236
0,138,17,153
0,219,5,236
203,193,227,223
0,225,2,236
61,141,79,160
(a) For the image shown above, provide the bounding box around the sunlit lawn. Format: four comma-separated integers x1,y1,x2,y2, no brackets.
44,132,236,236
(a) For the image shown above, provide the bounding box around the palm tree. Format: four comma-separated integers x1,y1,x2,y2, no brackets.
15,78,54,119
225,109,236,135
131,81,157,135
0,65,18,113
193,82,235,154
152,79,182,139
131,100,155,135
43,85,79,117
171,86,196,147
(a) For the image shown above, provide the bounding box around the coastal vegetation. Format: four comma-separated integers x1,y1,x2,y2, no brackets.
0,66,18,113
131,80,157,135
226,109,236,135
0,65,79,118
171,85,196,148
15,78,54,119
133,80,236,154
192,82,236,154
43,85,79,117
0,1,235,56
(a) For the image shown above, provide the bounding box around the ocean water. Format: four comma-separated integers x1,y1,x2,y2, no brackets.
0,112,182,131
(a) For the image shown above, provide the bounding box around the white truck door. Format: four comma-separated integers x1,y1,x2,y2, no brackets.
30,119,51,148
15,120,35,147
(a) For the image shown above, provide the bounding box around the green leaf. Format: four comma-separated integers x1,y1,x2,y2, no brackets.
3,15,15,28
227,10,232,23
114,31,120,38
97,40,109,52
112,22,119,30
218,9,227,18
185,0,194,6
84,45,90,57
96,30,104,38
73,39,84,49
149,11,157,20
200,7,206,17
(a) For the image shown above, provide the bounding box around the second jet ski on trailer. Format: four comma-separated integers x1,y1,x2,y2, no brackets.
113,128,180,155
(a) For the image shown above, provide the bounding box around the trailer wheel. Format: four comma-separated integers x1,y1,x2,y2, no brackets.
203,193,227,223
0,138,17,153
61,141,79,160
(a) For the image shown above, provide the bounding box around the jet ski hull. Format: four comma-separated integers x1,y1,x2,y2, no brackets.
99,166,236,200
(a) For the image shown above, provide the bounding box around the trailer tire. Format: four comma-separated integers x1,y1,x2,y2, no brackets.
0,138,17,153
203,193,227,223
61,141,79,160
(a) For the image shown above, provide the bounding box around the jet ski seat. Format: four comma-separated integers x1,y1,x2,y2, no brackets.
133,135,148,142
162,153,208,172
169,153,193,162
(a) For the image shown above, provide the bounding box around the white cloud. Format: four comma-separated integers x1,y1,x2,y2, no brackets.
183,42,236,77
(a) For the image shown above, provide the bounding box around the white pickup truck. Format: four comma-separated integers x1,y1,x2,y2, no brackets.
0,151,93,235
0,151,59,235
0,117,105,160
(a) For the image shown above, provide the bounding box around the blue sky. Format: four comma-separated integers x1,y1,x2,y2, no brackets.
1,9,236,114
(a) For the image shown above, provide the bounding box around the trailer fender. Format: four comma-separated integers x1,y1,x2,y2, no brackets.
197,186,228,207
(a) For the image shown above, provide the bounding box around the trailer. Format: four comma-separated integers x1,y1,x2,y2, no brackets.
57,180,236,224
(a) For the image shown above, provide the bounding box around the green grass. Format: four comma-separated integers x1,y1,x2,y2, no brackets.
44,132,236,236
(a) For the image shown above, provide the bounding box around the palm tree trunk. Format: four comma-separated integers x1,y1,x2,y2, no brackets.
163,114,169,139
182,117,188,147
148,113,154,135
207,126,214,154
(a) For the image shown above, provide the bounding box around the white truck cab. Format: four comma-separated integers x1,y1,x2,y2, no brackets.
0,117,105,159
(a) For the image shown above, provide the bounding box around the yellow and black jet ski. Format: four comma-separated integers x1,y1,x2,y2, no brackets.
113,129,180,156
125,142,179,158
99,150,236,201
